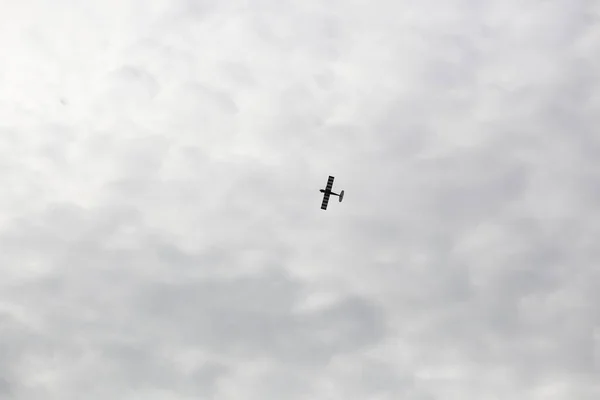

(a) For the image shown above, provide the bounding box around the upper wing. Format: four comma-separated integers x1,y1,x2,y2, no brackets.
325,176,334,192
321,192,331,210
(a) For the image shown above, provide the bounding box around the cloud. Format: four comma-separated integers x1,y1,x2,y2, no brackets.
0,0,599,399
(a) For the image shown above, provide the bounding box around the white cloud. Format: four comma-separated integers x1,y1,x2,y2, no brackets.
0,0,598,398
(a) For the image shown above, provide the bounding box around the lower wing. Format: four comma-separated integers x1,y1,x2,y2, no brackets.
321,193,331,210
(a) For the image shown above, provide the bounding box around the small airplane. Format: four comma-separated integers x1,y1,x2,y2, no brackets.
319,175,344,210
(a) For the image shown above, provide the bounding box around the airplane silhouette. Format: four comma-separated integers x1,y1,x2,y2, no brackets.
319,175,344,210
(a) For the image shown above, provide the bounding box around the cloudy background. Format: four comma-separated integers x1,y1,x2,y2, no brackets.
1,0,599,398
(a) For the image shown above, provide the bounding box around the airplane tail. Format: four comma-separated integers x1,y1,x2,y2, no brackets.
339,190,344,202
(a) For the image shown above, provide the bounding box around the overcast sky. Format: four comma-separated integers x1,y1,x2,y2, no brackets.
0,0,599,399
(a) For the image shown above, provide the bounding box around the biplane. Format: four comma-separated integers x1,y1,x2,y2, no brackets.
319,175,344,210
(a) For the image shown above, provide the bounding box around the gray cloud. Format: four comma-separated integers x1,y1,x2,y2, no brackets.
0,0,599,398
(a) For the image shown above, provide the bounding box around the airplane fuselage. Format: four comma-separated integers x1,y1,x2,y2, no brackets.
320,189,340,196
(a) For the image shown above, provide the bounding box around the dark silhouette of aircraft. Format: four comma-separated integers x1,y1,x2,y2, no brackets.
319,175,344,210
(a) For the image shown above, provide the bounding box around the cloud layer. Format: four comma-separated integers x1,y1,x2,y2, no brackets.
0,0,598,399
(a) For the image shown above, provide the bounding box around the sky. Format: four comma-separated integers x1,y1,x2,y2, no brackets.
0,0,599,399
